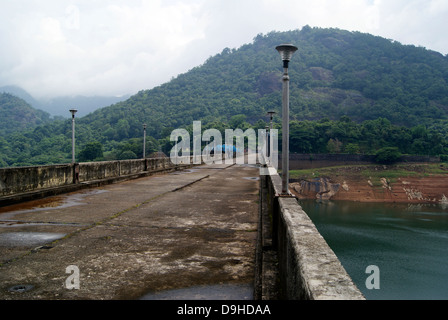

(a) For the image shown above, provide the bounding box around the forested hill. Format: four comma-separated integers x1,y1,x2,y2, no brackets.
1,27,448,167
82,26,448,137
0,93,52,136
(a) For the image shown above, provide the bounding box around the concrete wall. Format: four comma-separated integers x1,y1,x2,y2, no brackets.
0,164,74,196
146,157,173,171
76,158,174,183
0,157,190,205
77,161,120,182
256,168,365,300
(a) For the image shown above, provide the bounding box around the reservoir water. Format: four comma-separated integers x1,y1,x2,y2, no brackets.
299,200,448,300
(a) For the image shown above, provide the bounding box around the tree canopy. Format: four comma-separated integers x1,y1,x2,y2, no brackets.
0,93,52,136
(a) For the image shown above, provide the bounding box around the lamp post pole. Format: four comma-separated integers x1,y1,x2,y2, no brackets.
265,125,270,161
143,124,147,158
267,111,276,131
69,109,77,163
276,44,298,195
267,111,276,159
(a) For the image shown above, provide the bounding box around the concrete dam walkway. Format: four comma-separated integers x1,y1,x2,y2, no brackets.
0,163,260,300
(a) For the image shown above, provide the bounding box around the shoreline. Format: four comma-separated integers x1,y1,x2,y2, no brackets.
289,163,448,205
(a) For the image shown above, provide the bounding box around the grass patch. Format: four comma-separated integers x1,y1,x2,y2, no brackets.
289,163,448,183
289,165,368,180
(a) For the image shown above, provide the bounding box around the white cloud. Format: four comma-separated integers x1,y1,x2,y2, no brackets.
0,0,447,101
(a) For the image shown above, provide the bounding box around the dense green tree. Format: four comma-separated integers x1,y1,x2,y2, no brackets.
344,143,360,154
119,150,138,160
78,141,104,162
375,147,402,164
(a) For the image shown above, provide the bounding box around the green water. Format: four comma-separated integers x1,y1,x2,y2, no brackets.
299,200,448,300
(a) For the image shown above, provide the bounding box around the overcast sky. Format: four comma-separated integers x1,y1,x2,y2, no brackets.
1,0,447,100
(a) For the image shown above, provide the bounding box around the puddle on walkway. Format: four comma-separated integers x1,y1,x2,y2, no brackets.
0,220,87,228
169,169,200,175
240,163,260,169
0,232,66,247
243,177,259,181
0,189,108,220
140,283,253,300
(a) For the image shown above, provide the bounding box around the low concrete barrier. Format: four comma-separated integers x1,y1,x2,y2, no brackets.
77,161,120,182
0,164,74,196
0,157,191,206
256,168,365,300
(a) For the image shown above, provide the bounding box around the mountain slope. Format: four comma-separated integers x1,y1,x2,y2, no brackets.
0,93,52,136
1,27,448,167
80,27,448,142
0,85,41,108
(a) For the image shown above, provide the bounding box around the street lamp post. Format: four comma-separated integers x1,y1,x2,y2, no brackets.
143,124,147,158
267,111,276,159
267,111,276,131
276,44,298,195
69,109,77,163
265,125,270,160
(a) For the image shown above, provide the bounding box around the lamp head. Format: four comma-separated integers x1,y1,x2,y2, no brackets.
267,111,276,119
276,44,298,68
69,109,77,117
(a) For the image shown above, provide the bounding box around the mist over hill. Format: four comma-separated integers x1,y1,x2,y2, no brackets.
37,95,132,118
0,85,130,118
1,27,448,167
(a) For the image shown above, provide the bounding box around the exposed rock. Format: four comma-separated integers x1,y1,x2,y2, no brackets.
441,195,448,205
291,178,340,200
291,175,448,203
403,188,424,201
380,178,391,190
309,67,334,82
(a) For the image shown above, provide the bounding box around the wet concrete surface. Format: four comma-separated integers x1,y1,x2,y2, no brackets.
0,232,67,247
140,283,253,300
0,163,259,300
